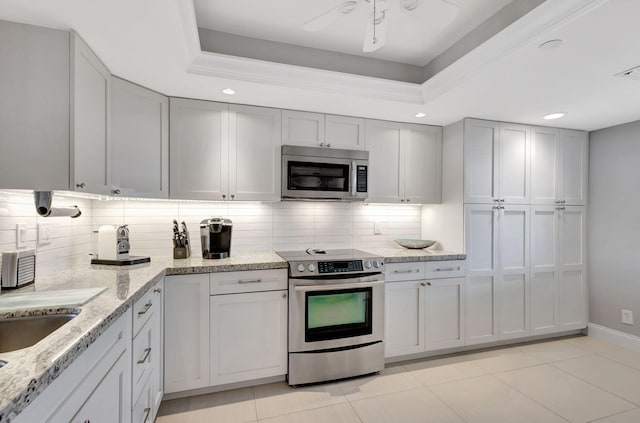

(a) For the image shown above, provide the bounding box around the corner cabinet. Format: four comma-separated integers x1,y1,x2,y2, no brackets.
111,77,169,198
0,21,111,194
365,120,442,204
170,99,281,201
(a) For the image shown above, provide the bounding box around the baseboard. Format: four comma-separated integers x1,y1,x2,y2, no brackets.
163,375,286,401
588,323,640,352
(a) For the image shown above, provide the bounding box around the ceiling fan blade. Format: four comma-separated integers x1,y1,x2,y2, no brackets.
401,0,459,29
363,1,388,53
304,0,362,32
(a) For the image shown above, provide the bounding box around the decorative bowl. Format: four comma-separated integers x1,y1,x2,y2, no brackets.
394,239,437,249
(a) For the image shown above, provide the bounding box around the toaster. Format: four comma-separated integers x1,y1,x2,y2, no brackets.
1,248,36,289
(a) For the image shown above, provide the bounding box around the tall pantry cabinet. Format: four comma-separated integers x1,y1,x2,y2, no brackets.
438,118,588,345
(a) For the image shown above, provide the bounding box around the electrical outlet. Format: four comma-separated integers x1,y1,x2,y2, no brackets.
622,309,634,325
16,223,27,248
373,221,382,235
38,223,51,246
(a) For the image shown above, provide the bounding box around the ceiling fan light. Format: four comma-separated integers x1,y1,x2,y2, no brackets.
544,112,566,120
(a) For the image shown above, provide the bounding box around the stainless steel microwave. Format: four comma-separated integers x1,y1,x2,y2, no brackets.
281,145,368,201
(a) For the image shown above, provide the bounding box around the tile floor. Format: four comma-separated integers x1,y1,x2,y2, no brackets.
156,336,640,423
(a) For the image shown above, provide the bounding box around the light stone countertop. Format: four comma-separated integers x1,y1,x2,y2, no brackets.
0,248,463,422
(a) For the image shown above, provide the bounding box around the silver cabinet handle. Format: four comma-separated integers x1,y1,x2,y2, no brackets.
153,288,161,294
76,182,86,189
434,267,461,272
393,269,419,274
238,279,262,284
555,200,566,204
137,347,151,364
556,206,566,211
137,301,152,316
142,407,151,423
111,189,120,195
420,282,432,286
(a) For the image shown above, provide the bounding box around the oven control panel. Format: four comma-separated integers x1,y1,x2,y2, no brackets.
289,258,384,277
318,260,363,274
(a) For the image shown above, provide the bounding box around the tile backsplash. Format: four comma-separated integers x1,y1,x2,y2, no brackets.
0,190,422,272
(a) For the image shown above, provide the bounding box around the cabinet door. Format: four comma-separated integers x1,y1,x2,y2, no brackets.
425,277,465,350
365,120,402,202
560,130,588,205
401,124,442,204
0,20,70,190
325,114,365,150
70,351,131,423
210,290,288,385
530,206,559,335
229,105,282,201
464,204,498,344
71,33,111,195
498,123,530,204
497,205,530,339
282,110,325,147
385,281,425,357
150,279,164,418
111,77,169,198
169,99,229,200
530,126,560,205
558,206,587,330
164,274,210,393
464,119,499,204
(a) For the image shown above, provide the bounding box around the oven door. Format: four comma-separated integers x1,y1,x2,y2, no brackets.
289,274,384,352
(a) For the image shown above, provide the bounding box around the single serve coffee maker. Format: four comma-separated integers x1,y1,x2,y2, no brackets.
200,217,232,259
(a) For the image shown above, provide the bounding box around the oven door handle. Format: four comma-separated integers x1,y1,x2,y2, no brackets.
294,280,384,292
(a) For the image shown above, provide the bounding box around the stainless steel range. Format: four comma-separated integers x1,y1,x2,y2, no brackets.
276,248,385,386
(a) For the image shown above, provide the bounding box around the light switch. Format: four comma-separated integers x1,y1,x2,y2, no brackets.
38,223,52,246
373,221,382,235
16,223,27,248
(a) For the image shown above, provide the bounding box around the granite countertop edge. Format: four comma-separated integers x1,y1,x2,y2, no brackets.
0,249,464,421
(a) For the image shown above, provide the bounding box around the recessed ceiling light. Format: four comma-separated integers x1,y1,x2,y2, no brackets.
415,112,426,118
539,39,563,50
544,112,566,120
222,88,236,95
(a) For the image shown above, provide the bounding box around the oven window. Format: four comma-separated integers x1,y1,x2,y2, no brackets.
288,161,349,192
305,287,372,342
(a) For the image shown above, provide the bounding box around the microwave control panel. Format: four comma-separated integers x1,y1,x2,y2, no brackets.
356,165,368,192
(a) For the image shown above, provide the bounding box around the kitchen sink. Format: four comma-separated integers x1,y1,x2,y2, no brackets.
0,360,6,368
0,313,78,353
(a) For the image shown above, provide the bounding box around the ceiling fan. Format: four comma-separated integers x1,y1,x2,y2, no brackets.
304,0,459,53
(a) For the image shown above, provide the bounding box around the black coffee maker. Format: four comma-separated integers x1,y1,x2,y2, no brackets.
200,217,232,259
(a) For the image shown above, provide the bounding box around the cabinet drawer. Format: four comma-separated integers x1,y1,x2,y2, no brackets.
132,317,153,403
210,269,287,295
132,371,153,423
385,262,425,282
425,261,466,279
133,285,158,337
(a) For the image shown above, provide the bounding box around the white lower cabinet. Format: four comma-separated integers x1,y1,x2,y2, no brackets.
164,273,210,393
14,310,133,423
210,290,288,385
385,262,465,358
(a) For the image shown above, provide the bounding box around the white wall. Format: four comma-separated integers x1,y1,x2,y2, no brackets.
589,120,640,337
92,200,422,258
0,190,93,274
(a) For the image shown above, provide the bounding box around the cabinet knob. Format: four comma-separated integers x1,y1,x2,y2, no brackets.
406,198,411,202
319,142,324,147
230,194,235,199
222,194,226,199
326,143,332,148
111,189,120,195
400,199,405,202
282,293,287,299
154,288,162,294
76,182,86,189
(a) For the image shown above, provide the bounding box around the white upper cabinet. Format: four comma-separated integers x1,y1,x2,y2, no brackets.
71,33,111,195
282,110,325,147
229,105,281,201
282,110,365,150
365,120,402,202
0,23,111,194
366,120,442,204
170,100,281,201
464,119,530,204
531,127,588,205
324,114,365,150
401,123,442,204
111,77,168,198
169,98,229,200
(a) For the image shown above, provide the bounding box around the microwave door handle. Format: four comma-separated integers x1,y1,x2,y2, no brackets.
351,161,357,196
294,280,384,292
